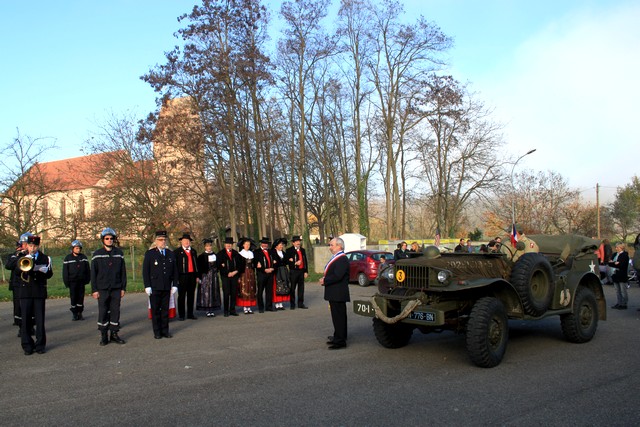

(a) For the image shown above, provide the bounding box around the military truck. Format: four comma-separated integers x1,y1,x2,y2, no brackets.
353,235,606,368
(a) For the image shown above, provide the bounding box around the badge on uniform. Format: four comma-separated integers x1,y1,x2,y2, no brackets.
154,260,158,265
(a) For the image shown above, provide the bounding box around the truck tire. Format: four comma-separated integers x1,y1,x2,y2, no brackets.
466,297,508,368
509,252,555,317
357,272,369,287
373,318,413,348
560,286,598,343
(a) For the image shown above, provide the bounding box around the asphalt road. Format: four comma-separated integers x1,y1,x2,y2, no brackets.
1,282,639,426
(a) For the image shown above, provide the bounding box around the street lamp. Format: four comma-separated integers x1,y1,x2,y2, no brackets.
510,149,537,227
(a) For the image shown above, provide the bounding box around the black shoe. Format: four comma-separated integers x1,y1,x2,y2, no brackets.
72,313,79,321
290,306,296,310
187,315,197,320
229,312,239,316
619,305,628,310
299,305,308,309
162,333,173,338
611,304,621,309
265,308,276,312
328,343,346,350
36,349,46,354
258,309,265,313
326,340,335,345
110,332,126,344
100,333,109,346
24,350,33,356
154,335,162,339
77,313,84,321
224,312,229,317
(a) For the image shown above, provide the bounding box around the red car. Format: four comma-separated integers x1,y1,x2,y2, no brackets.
346,250,394,286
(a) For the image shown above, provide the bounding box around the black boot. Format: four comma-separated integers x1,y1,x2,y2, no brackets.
110,332,126,344
77,312,84,321
100,331,109,346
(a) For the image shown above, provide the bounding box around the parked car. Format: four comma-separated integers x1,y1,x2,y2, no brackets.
346,250,394,287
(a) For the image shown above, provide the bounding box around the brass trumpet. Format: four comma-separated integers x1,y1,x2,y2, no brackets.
19,256,33,282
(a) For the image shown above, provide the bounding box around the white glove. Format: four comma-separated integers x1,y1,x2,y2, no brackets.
171,286,178,295
37,265,49,273
145,287,152,296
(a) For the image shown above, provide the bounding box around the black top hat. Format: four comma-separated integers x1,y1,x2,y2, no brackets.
27,235,41,245
259,236,271,244
155,230,168,238
292,235,302,242
202,238,213,244
223,237,235,244
178,232,193,241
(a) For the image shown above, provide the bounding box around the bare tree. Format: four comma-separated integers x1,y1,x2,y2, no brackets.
0,130,58,243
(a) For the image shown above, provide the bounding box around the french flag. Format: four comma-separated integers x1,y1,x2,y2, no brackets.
510,223,518,247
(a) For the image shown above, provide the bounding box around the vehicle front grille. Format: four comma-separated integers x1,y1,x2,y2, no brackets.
394,264,429,289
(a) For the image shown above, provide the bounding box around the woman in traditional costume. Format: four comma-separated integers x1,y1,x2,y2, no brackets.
196,238,221,317
272,238,290,310
237,238,257,314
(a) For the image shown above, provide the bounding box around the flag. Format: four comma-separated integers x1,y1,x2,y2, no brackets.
434,227,441,247
510,223,518,247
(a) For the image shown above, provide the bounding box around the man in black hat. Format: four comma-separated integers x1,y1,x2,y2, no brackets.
285,235,309,309
174,232,199,320
7,235,53,355
253,237,276,313
216,237,244,317
143,231,179,339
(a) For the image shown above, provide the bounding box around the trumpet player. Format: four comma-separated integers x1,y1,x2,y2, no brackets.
4,232,31,335
7,234,53,355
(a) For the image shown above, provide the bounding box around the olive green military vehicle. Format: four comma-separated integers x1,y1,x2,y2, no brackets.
353,235,606,368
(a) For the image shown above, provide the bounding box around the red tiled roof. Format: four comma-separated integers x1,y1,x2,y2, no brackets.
26,151,125,191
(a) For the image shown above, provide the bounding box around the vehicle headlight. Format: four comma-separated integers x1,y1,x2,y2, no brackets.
385,269,395,280
437,270,449,283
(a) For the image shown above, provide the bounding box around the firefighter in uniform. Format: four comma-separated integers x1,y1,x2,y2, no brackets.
62,240,91,321
143,230,179,339
91,227,127,346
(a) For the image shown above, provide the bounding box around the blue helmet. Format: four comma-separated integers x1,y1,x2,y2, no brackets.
19,232,33,243
71,240,83,248
100,227,117,238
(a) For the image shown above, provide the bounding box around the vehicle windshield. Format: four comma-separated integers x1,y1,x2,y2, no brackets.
371,253,391,261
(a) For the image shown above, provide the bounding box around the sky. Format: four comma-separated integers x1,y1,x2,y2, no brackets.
1,0,638,204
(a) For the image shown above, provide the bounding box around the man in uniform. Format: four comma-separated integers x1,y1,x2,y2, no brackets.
5,232,32,335
285,235,308,309
91,227,127,346
174,232,199,320
7,235,53,355
143,230,179,339
509,225,539,262
253,237,275,313
62,240,91,321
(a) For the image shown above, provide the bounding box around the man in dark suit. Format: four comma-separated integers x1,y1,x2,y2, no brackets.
7,235,53,355
253,237,275,313
285,235,308,309
174,232,199,320
143,230,179,339
217,237,244,317
321,237,350,350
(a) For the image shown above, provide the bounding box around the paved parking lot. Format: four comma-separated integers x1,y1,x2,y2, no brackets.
1,282,639,426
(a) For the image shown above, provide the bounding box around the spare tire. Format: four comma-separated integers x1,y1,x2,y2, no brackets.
509,252,555,317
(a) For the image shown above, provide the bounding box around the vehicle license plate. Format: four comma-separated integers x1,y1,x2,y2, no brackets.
409,311,435,322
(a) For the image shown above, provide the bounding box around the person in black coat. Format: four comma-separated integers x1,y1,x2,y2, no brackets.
174,232,199,320
62,240,91,321
253,237,276,313
285,235,309,309
6,235,53,355
320,237,350,350
609,242,630,309
143,230,179,339
217,237,245,317
5,234,30,333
